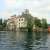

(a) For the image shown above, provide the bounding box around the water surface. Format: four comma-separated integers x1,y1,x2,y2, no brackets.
0,31,48,50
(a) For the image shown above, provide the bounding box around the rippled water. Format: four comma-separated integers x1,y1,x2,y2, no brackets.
0,31,48,50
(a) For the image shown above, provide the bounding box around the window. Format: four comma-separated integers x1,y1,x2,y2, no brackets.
19,19,20,21
21,18,23,21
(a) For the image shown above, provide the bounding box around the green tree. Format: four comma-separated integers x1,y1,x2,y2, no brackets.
34,18,42,27
0,19,3,30
22,9,34,32
41,18,48,29
0,19,2,25
2,20,7,28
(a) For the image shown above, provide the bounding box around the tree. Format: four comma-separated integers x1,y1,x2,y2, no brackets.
41,18,48,29
0,19,3,30
2,20,7,28
0,19,2,25
34,18,42,27
22,9,34,32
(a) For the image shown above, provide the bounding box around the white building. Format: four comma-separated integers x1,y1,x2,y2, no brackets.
16,16,27,28
7,15,27,30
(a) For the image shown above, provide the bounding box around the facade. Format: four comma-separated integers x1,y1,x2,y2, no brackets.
7,15,27,31
16,16,27,28
7,15,17,30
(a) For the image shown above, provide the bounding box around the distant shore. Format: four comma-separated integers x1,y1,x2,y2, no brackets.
0,28,48,32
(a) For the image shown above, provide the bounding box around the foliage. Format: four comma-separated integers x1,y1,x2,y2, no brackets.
41,18,48,29
22,9,34,31
21,9,48,31
0,19,7,30
34,18,42,27
2,20,7,28
0,19,2,25
22,9,48,30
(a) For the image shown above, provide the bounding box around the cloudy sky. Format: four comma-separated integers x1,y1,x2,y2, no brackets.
0,0,49,23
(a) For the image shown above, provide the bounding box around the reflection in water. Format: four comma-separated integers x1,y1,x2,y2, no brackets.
8,31,16,47
24,32,33,50
0,31,48,50
40,32,48,47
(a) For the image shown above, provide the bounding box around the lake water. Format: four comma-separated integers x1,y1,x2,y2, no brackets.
0,31,49,50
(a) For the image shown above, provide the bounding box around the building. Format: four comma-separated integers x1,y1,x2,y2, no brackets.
48,26,50,32
7,15,27,31
6,15,17,31
7,14,37,31
16,16,27,28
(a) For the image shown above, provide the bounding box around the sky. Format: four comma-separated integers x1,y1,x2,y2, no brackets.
0,0,49,23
